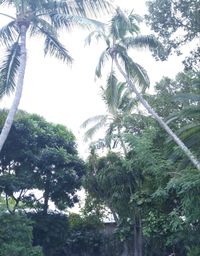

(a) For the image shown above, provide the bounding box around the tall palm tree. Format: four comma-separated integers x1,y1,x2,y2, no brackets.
82,74,136,155
0,0,111,152
86,8,200,171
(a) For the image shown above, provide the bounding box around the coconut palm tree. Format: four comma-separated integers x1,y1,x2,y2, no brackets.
0,0,111,152
82,74,137,155
86,7,200,171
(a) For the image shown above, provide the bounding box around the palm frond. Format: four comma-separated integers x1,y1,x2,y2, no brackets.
0,0,15,6
127,60,150,91
166,123,200,151
175,92,200,102
83,115,108,141
85,30,98,45
0,42,20,98
41,0,112,17
38,26,73,63
44,35,73,63
0,21,18,47
167,106,200,124
29,18,72,63
49,13,104,30
110,8,141,40
26,0,50,13
33,0,76,16
103,71,118,111
74,0,112,16
29,17,55,37
117,83,135,112
128,11,143,24
95,49,110,78
116,46,150,90
81,114,108,128
179,123,200,138
123,35,161,50
85,29,109,46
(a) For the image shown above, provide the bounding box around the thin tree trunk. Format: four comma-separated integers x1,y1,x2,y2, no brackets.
121,242,129,256
43,173,51,215
133,216,138,256
0,25,27,152
138,215,143,256
114,56,200,171
43,192,49,215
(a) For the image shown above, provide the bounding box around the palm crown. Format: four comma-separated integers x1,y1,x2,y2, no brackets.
82,76,136,153
86,7,160,91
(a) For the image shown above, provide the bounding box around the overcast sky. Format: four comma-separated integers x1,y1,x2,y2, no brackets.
0,0,186,157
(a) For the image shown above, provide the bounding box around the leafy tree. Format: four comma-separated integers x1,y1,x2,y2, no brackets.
146,71,200,168
146,74,192,118
0,213,43,256
29,212,69,256
84,150,146,256
146,0,200,69
86,7,200,170
0,0,110,152
0,111,85,214
64,213,103,256
167,74,200,161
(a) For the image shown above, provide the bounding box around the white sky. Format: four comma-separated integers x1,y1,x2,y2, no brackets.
0,0,186,158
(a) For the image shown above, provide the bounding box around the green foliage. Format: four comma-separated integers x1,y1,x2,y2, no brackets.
0,42,20,98
146,0,200,68
63,213,102,256
145,71,200,169
0,213,43,256
0,111,85,213
187,246,200,256
85,151,141,218
29,212,68,256
64,213,123,256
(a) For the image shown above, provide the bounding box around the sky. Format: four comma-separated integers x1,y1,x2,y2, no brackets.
0,0,186,158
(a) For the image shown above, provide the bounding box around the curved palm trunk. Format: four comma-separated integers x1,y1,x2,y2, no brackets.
114,56,200,171
0,25,27,152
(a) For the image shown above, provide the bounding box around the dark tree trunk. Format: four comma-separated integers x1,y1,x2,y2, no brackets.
138,216,143,256
134,216,138,256
43,173,51,215
133,216,143,256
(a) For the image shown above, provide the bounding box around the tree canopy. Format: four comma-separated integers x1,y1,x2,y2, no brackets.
0,111,85,214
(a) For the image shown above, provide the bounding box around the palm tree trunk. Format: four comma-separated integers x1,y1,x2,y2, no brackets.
114,56,200,171
0,25,27,152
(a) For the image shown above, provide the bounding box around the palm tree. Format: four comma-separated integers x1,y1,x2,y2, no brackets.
82,74,137,155
86,8,200,171
0,0,111,152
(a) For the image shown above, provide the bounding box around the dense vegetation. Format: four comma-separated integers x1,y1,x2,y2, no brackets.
0,0,200,256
